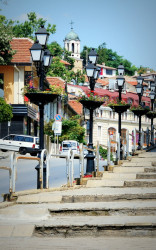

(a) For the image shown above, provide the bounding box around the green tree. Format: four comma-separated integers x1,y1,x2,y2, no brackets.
0,98,13,122
44,116,86,143
48,41,63,57
0,14,15,65
81,43,138,76
47,57,67,80
97,43,107,65
122,59,138,76
63,49,75,69
80,46,92,66
12,12,56,39
137,66,148,75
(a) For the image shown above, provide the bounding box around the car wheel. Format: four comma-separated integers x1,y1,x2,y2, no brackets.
1,149,7,152
30,153,37,156
19,147,27,155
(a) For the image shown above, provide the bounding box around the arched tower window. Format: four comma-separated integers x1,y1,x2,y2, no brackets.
72,43,74,53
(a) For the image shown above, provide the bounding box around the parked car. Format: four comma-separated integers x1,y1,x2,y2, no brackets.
59,140,80,157
0,134,39,156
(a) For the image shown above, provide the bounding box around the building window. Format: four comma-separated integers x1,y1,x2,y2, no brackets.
25,71,33,86
98,126,101,137
121,129,127,144
0,73,4,89
108,127,116,153
106,69,113,75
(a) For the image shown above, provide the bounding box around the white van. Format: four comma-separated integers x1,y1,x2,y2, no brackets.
0,134,39,156
59,140,80,157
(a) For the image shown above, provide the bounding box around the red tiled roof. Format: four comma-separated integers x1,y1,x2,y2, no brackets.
69,84,151,107
96,78,108,86
60,59,71,65
68,100,83,115
10,38,33,64
126,81,137,86
46,77,65,88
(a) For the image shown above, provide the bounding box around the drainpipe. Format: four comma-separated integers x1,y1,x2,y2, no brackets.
14,64,20,104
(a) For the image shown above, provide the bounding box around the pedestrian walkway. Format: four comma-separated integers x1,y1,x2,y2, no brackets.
0,150,156,249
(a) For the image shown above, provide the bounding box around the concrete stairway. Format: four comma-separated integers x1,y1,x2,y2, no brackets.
0,150,156,238
86,151,156,188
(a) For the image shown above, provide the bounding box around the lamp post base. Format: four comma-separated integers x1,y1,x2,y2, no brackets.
137,145,142,150
85,153,95,175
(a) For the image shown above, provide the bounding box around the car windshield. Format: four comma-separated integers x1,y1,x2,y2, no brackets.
63,143,71,148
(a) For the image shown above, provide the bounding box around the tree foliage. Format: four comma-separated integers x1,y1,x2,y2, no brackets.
0,97,13,122
12,12,56,39
81,43,138,76
0,14,15,65
44,115,86,143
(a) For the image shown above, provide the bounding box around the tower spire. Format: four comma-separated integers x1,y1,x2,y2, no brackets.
70,20,74,30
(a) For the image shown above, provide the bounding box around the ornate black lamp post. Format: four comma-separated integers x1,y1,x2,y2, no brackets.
116,65,125,160
83,49,101,175
135,76,144,150
29,26,52,150
149,89,156,145
25,26,58,189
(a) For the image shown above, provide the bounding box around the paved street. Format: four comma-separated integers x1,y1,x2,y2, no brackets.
0,151,106,202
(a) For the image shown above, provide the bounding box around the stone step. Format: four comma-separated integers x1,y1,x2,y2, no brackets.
136,173,156,179
34,216,156,237
124,179,156,187
86,179,156,188
113,166,145,173
1,201,156,220
134,152,156,158
131,158,155,163
102,172,156,180
102,172,136,180
48,201,156,216
122,162,152,167
15,187,156,204
86,179,124,187
61,188,156,203
145,167,156,172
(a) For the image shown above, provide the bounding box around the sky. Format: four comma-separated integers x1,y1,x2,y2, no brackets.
1,0,156,70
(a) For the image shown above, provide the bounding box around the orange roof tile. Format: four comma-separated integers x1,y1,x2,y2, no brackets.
68,100,83,115
96,78,108,86
10,38,33,64
60,59,71,65
46,76,65,88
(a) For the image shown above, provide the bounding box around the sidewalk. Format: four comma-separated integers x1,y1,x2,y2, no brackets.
0,150,156,249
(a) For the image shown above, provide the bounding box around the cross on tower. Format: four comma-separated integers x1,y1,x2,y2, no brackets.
70,20,74,29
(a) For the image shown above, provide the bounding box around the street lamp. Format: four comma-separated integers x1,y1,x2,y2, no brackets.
116,65,125,160
85,48,100,175
149,90,156,145
35,25,49,46
30,27,52,150
136,75,144,150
